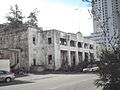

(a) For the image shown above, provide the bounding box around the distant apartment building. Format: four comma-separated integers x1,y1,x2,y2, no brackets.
90,0,120,50
86,32,104,44
0,27,99,71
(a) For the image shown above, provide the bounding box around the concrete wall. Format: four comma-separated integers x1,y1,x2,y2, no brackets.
28,29,56,70
0,27,99,71
52,30,99,70
28,28,41,67
0,28,29,71
39,30,56,69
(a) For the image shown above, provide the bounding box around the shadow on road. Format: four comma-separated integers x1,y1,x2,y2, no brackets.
15,74,29,78
0,80,33,87
31,70,97,75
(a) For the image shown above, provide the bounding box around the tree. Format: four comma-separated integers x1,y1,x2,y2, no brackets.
6,4,24,29
82,0,120,90
26,8,40,28
95,49,120,90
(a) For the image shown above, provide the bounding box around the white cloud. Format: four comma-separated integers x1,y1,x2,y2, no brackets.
0,0,93,36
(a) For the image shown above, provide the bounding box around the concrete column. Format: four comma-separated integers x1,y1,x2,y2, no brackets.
67,39,70,47
82,43,84,49
54,46,61,70
75,41,79,65
67,40,71,66
82,52,85,61
88,44,90,49
68,51,71,66
75,51,79,65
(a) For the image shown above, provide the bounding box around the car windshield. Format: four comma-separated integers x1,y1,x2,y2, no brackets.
0,71,12,74
87,65,92,68
92,64,97,67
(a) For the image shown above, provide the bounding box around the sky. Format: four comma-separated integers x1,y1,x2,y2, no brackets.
0,0,93,36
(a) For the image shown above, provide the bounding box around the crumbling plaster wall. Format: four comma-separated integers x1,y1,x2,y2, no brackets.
28,28,42,67
40,30,56,69
0,28,29,71
53,30,99,69
28,29,56,70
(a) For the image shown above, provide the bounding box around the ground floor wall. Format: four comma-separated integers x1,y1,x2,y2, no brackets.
53,46,98,70
0,48,97,72
0,49,29,72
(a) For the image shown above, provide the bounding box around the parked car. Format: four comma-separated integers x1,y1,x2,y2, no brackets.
83,64,99,72
83,65,92,72
91,66,99,72
0,70,15,82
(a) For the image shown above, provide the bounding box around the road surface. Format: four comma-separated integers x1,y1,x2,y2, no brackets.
0,73,102,90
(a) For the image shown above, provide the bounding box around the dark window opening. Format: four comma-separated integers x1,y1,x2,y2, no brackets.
90,45,94,49
78,52,83,63
71,51,76,66
60,38,67,45
60,50,68,67
16,56,19,63
48,55,52,64
15,53,19,64
78,42,82,48
33,37,36,45
90,53,95,62
33,59,36,66
84,43,88,49
84,52,88,62
48,38,52,44
70,40,75,47
73,56,75,65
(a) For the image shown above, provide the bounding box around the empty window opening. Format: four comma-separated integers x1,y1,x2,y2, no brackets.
90,53,95,62
48,55,52,64
60,38,67,45
90,45,94,49
78,52,83,63
78,42,82,48
70,40,75,47
71,51,76,66
60,50,68,67
33,37,36,45
33,58,36,66
48,38,52,44
84,52,88,62
84,43,88,49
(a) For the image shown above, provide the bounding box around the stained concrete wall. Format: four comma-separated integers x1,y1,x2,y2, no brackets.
28,29,56,70
0,27,99,71
53,30,99,70
39,30,56,69
0,28,29,71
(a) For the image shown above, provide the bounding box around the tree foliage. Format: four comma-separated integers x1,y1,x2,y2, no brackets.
82,0,120,90
5,5,40,29
6,4,24,29
95,49,120,90
26,8,40,28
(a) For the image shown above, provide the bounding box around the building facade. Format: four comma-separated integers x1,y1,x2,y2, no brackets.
92,0,120,50
0,27,99,71
0,26,30,71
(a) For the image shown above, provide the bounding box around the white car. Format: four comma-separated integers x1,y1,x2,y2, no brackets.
83,67,91,72
91,66,99,71
0,70,15,82
83,65,99,72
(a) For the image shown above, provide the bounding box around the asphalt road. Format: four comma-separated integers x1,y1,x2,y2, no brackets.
0,73,102,90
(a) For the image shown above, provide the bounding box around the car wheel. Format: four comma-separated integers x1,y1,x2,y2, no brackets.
5,77,11,83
